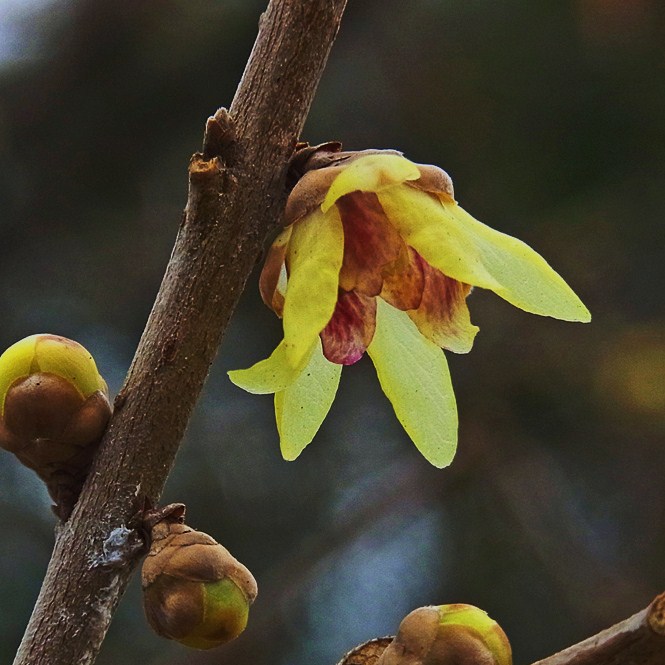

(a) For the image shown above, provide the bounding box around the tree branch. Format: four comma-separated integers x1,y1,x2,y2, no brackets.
12,1,347,663
531,591,665,665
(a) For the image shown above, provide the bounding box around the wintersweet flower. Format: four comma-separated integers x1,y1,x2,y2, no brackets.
229,148,590,467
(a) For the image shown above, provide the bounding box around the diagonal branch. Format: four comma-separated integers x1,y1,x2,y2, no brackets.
12,1,347,664
531,591,665,665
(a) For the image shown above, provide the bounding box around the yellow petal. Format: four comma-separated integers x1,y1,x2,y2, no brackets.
438,605,513,665
379,188,500,289
34,335,107,397
227,340,315,395
274,340,342,461
380,187,591,322
0,336,37,415
0,334,106,415
283,206,344,366
367,299,458,468
322,154,420,213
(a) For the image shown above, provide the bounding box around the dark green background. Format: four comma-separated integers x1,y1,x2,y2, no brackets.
1,1,664,664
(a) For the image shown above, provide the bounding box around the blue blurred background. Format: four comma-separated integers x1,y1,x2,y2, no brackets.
1,1,664,664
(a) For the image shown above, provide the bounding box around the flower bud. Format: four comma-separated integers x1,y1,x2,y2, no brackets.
378,604,512,665
142,506,258,650
0,334,111,518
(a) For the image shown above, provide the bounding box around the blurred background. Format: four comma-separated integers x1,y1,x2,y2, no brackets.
1,0,664,663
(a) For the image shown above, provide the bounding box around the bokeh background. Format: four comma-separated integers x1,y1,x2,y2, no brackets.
1,1,664,663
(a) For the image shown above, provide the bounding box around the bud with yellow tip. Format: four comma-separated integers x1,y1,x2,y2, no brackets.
0,334,112,519
377,604,512,665
141,504,258,650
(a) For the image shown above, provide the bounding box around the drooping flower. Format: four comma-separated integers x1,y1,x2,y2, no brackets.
229,148,590,467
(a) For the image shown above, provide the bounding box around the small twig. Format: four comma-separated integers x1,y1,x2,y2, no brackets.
531,591,665,665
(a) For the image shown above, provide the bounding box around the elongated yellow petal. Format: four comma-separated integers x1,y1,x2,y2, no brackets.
379,188,501,289
367,299,458,468
283,206,344,366
446,203,591,321
228,340,315,395
380,187,591,322
274,340,342,461
322,154,420,213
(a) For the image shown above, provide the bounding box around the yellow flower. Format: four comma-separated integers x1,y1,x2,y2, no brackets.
229,150,590,467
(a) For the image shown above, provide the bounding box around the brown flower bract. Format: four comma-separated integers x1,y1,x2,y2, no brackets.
0,372,111,519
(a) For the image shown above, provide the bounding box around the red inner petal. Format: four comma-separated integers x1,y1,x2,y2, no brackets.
381,246,425,311
408,252,476,353
336,192,404,297
320,290,377,365
420,258,472,317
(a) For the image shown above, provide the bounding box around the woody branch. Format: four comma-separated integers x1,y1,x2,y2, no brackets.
12,1,348,664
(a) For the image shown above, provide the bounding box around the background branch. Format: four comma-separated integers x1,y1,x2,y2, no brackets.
531,591,665,665
12,1,347,663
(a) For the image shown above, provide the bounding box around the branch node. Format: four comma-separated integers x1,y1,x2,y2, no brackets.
113,388,128,411
648,592,665,635
159,332,179,367
188,153,224,182
286,140,342,189
142,500,185,529
92,525,144,570
202,107,238,164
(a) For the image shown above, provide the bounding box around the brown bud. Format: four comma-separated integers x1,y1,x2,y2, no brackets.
337,637,394,665
283,145,454,228
284,147,404,227
142,506,258,650
0,334,112,519
378,605,512,665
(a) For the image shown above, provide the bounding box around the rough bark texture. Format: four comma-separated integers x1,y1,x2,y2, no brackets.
12,1,347,664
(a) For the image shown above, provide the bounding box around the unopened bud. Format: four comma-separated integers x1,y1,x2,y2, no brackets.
142,505,258,650
378,604,512,665
0,334,111,518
